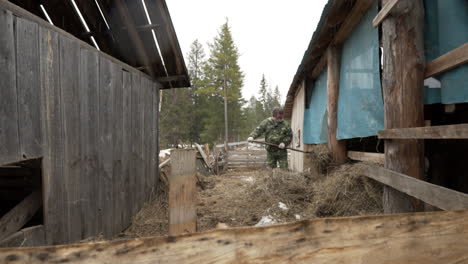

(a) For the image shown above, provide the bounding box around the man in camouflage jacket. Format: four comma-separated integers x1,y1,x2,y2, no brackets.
248,107,292,169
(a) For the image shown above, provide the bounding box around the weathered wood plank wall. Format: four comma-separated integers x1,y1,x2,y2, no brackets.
0,4,160,245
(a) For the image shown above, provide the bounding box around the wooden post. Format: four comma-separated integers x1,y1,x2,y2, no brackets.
381,0,425,213
326,45,347,164
168,149,197,235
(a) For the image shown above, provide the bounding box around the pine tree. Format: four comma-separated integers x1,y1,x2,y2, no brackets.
187,39,208,144
200,20,245,143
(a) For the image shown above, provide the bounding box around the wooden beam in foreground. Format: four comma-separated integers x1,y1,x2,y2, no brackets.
425,43,468,78
2,210,468,263
362,165,468,211
378,124,468,139
347,151,384,163
372,0,401,27
168,149,197,236
0,191,41,241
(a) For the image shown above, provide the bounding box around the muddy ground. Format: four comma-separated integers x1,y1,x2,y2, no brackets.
123,159,383,238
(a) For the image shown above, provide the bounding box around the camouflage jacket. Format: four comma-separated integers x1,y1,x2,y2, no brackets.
249,117,293,152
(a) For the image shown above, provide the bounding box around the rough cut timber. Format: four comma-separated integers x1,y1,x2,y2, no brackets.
378,124,468,139
0,190,41,241
372,0,401,27
2,210,468,263
425,42,468,78
326,45,347,164
381,0,426,214
169,150,197,235
347,151,384,163
363,165,468,211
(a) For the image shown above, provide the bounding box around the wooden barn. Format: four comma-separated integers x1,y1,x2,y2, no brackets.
0,0,189,246
285,0,468,214
1,0,468,263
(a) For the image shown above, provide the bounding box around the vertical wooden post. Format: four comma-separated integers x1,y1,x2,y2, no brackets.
327,45,347,164
168,149,197,235
381,0,425,213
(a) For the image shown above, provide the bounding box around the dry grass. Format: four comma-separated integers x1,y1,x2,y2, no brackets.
124,151,383,237
123,180,168,238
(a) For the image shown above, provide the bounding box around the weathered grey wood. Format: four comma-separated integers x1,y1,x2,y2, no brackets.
372,0,401,27
159,159,170,169
141,78,150,202
39,26,67,245
363,165,468,211
79,47,100,239
122,71,133,230
152,83,160,193
143,78,153,201
130,73,142,216
16,17,42,160
0,0,152,78
4,210,468,264
169,149,197,235
425,42,468,78
148,82,156,197
326,45,347,164
98,57,114,239
195,143,211,169
60,35,82,242
0,9,20,165
0,225,45,248
378,124,468,139
112,62,123,235
347,151,385,163
381,0,426,214
0,190,41,241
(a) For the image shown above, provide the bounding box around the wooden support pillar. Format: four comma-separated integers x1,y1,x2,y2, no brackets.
326,45,347,164
168,149,197,236
381,0,425,213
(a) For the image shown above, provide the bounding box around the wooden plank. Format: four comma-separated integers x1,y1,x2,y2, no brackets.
168,149,197,236
0,0,152,78
347,151,384,163
0,190,41,241
16,17,42,160
141,78,149,202
79,47,100,239
3,210,468,263
195,143,211,169
112,62,124,235
0,9,20,165
363,165,468,211
381,0,425,214
152,83,160,191
378,124,468,139
148,82,157,197
372,0,401,27
130,73,142,216
98,57,114,239
326,46,347,164
0,226,45,248
59,35,82,242
425,43,468,78
122,70,133,230
39,26,67,245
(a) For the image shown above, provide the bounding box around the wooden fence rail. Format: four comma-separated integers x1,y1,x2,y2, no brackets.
362,165,468,211
378,124,468,139
1,210,468,263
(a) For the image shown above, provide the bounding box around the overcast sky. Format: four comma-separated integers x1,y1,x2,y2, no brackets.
166,0,328,103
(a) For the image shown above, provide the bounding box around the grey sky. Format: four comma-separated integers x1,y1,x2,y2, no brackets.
166,0,328,103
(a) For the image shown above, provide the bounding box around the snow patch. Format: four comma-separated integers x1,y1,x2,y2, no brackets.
254,215,277,227
278,202,288,210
